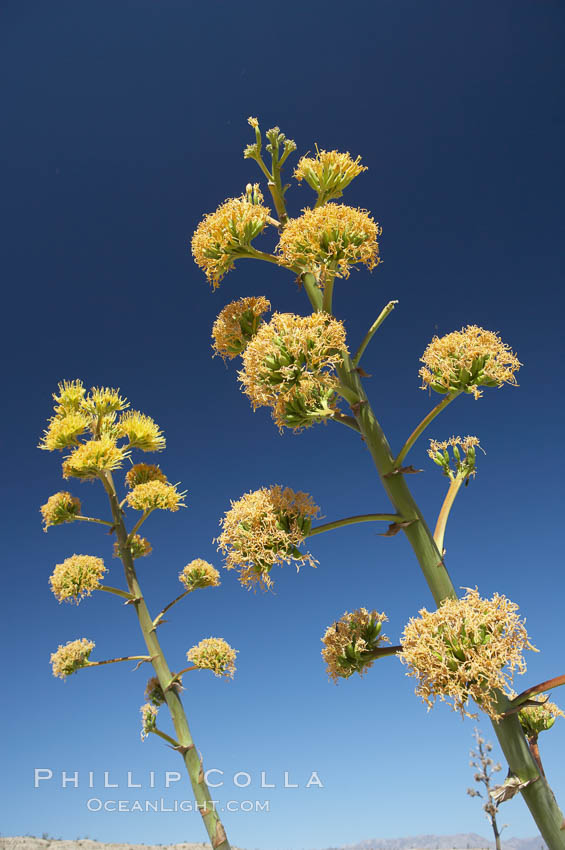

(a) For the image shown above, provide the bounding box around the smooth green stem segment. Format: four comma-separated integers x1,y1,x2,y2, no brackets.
363,645,403,661
150,727,180,748
302,272,324,312
76,515,114,528
322,276,335,314
394,392,461,468
127,510,152,542
86,655,152,668
352,300,399,367
309,514,402,537
176,665,199,676
98,585,134,601
509,675,565,709
100,471,231,850
153,589,191,627
332,412,361,433
433,476,464,555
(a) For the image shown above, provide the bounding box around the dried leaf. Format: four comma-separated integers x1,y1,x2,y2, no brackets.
490,774,538,804
384,465,423,477
379,520,416,537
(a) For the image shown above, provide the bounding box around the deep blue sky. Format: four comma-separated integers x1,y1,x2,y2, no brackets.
1,2,564,849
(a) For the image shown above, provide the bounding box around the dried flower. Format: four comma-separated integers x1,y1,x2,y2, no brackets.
186,638,237,679
191,187,271,288
400,588,536,718
217,485,319,590
126,480,186,512
419,325,521,400
428,435,483,481
322,608,390,682
519,697,565,737
239,312,348,431
125,463,168,489
212,296,271,360
51,638,95,679
294,148,367,204
40,491,82,531
140,702,159,739
62,436,130,479
49,554,107,604
118,411,166,452
277,203,381,281
39,412,91,451
179,559,220,591
144,676,166,707
114,535,152,560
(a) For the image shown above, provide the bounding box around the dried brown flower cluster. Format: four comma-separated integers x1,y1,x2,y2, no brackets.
125,463,168,488
519,697,564,737
40,491,82,531
277,203,381,281
191,186,271,288
212,296,271,360
217,485,320,590
50,638,95,679
419,325,521,400
321,608,390,683
186,638,237,678
179,559,220,591
49,554,107,603
294,148,367,204
239,312,348,431
400,588,535,718
144,676,166,707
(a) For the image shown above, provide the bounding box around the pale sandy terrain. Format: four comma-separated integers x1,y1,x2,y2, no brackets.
0,841,245,850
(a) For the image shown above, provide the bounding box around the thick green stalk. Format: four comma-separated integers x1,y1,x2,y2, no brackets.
100,472,231,850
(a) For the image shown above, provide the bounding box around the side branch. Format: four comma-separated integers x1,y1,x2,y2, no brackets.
394,392,461,467
353,300,399,367
153,589,191,627
309,513,403,537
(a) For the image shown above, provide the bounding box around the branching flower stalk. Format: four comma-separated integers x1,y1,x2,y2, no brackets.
467,729,506,850
192,120,565,849
40,382,233,850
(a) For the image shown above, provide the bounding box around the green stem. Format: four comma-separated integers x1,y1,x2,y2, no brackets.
332,412,361,433
433,476,464,555
322,275,335,314
509,675,565,709
100,472,231,850
176,665,200,676
362,645,403,661
394,392,461,468
309,513,402,537
127,510,152,542
98,585,134,601
352,301,399,367
153,589,191,627
86,655,152,668
150,727,181,748
302,272,323,312
76,515,114,528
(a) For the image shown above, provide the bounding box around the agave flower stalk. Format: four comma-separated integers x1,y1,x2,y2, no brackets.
192,120,565,849
40,382,233,850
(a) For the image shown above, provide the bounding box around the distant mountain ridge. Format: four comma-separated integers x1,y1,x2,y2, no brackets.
323,835,547,850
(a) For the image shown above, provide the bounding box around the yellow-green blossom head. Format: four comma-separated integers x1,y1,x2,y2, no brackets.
49,554,107,604
117,411,166,452
144,676,166,707
186,638,237,679
52,379,87,415
125,463,168,489
114,535,152,560
400,588,536,718
126,480,186,512
519,697,565,738
239,312,348,431
322,608,390,683
40,491,82,531
277,203,381,281
179,559,220,591
217,485,320,590
51,638,95,679
62,436,130,479
191,186,271,288
212,296,271,360
80,386,129,418
419,325,521,399
140,702,159,739
428,436,483,481
294,147,367,205
39,411,91,451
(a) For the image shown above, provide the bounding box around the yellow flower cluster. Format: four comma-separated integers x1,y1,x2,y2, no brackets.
419,325,521,399
212,296,271,360
400,588,535,718
179,559,220,591
217,485,319,590
49,554,107,603
113,534,152,560
40,491,82,531
125,463,168,488
126,480,186,513
140,703,159,739
186,638,237,679
321,608,390,683
294,148,367,204
428,435,482,480
118,411,166,452
40,411,91,451
191,186,271,288
80,386,129,418
51,638,95,679
62,435,130,479
277,203,381,281
52,379,87,415
239,312,348,431
519,697,564,738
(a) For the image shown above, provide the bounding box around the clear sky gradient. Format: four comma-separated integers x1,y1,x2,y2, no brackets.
1,2,564,850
